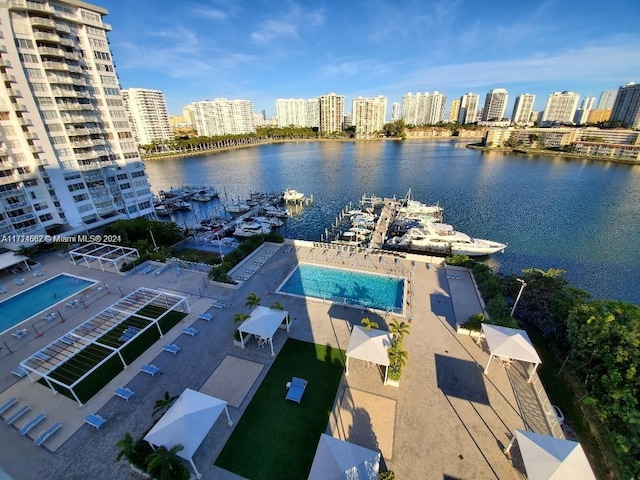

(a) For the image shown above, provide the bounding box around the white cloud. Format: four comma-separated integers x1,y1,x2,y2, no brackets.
251,21,298,44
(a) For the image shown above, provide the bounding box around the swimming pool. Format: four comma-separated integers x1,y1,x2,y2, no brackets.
0,273,96,334
278,264,404,313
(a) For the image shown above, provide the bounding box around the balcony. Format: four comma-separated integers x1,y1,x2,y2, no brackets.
30,17,56,28
18,118,33,127
55,23,71,34
0,59,12,68
47,74,73,85
51,88,77,97
75,151,100,161
70,139,95,148
24,132,38,140
8,0,54,13
103,23,112,31
9,212,36,223
71,77,87,86
33,31,60,43
1,73,16,82
79,103,94,111
0,174,18,186
30,145,44,154
67,65,83,74
57,102,83,111
59,37,75,47
38,46,65,57
12,103,27,112
14,224,44,235
0,187,22,198
6,88,22,98
4,200,28,210
66,127,89,136
60,114,86,123
42,60,69,71
63,51,79,61
35,157,49,166
75,91,90,99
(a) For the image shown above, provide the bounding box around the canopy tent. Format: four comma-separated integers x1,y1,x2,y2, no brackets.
308,434,380,480
505,429,596,480
0,251,30,272
144,388,232,477
345,325,392,384
237,305,289,357
479,323,542,382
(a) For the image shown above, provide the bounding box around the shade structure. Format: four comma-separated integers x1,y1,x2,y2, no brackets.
308,434,380,480
237,305,289,356
512,429,596,480
0,251,29,271
481,323,542,381
144,388,232,476
345,326,392,384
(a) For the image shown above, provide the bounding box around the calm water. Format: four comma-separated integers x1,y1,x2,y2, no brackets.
0,273,95,332
143,140,640,306
279,263,404,313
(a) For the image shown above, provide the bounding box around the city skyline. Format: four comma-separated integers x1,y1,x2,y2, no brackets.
106,0,640,118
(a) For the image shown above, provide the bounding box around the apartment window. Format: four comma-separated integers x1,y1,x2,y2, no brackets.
41,110,58,119
56,148,71,156
53,5,73,14
118,131,132,139
119,182,131,190
131,170,145,178
106,98,122,106
39,213,53,222
64,172,81,180
72,193,89,202
67,182,86,191
35,96,54,106
127,205,137,214
104,87,119,96
100,75,117,84
23,179,38,187
113,121,128,128
81,11,101,23
16,166,30,174
94,50,110,60
26,68,43,78
20,53,39,63
122,191,134,199
46,123,64,132
110,110,126,117
138,201,151,210
51,136,66,145
86,26,104,36
31,83,48,92
77,204,93,213
15,38,34,49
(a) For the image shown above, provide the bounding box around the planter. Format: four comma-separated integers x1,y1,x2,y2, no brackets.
386,379,400,388
130,464,151,478
233,333,252,347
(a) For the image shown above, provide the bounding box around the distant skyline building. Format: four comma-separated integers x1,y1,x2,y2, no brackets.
573,96,596,125
610,82,640,129
305,99,320,128
0,0,154,248
190,99,255,136
586,109,612,123
401,91,446,125
318,93,344,134
352,96,387,138
392,102,400,121
458,93,480,124
448,99,461,123
511,94,536,125
275,98,307,127
541,91,580,124
598,90,618,110
481,88,508,121
122,88,172,145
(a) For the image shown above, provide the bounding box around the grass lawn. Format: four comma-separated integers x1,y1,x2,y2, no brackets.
215,339,345,480
40,309,187,404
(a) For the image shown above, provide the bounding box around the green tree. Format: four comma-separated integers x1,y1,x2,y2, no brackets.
270,301,284,310
152,391,178,418
245,292,261,309
361,317,379,330
115,432,135,463
389,318,410,341
146,444,190,480
233,312,250,324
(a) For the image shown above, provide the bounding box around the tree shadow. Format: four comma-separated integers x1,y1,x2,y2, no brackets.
435,354,490,405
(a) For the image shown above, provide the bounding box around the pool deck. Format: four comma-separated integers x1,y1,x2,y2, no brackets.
0,241,533,479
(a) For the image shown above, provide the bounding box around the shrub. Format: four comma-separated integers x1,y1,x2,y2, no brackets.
378,471,396,480
462,313,486,331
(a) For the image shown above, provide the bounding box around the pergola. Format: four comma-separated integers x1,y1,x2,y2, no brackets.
505,429,596,479
237,305,289,357
0,251,30,272
308,433,380,480
144,388,233,477
19,287,189,406
345,325,392,385
69,242,139,272
479,323,542,382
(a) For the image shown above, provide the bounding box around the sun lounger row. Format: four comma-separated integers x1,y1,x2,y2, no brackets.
19,412,46,436
0,285,7,294
253,261,264,266
237,276,249,281
34,422,62,447
211,301,225,309
12,329,28,339
245,269,256,274
0,397,18,416
198,313,213,322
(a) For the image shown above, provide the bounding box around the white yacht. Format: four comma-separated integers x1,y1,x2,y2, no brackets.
169,199,192,210
227,202,251,214
253,215,284,227
264,205,289,218
233,221,271,237
283,189,304,202
396,223,506,256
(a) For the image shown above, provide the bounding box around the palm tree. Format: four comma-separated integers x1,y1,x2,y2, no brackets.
152,391,178,418
146,444,189,480
233,312,249,324
115,432,135,463
270,301,284,311
361,317,379,330
389,318,410,341
245,292,261,309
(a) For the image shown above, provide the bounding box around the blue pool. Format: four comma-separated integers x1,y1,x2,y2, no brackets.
0,273,96,333
278,264,404,313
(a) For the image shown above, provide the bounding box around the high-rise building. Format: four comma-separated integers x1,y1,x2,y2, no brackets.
458,93,480,124
511,94,536,125
305,99,319,128
392,102,400,121
448,99,461,123
610,82,640,129
0,0,155,249
182,105,195,127
190,99,255,136
122,88,172,146
598,90,618,110
573,96,596,125
352,96,387,138
275,98,306,127
401,91,446,125
481,88,508,121
318,93,344,134
541,91,580,124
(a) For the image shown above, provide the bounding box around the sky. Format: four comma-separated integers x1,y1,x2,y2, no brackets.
103,0,640,119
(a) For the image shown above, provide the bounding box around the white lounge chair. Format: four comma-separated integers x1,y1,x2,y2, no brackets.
162,344,180,355
66,299,81,308
114,387,134,401
140,364,159,376
13,278,25,286
0,285,7,294
33,270,45,277
12,329,28,339
84,414,106,430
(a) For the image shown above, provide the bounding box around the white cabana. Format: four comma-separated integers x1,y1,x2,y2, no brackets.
308,434,380,480
237,305,289,357
479,323,542,382
345,325,392,384
505,429,596,480
144,388,233,477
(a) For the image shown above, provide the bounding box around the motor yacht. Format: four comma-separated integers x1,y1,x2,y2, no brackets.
263,205,289,218
226,202,251,214
253,215,284,227
283,189,304,202
395,223,506,256
233,220,271,237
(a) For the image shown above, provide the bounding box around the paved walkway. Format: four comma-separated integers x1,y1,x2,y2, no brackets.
0,241,550,479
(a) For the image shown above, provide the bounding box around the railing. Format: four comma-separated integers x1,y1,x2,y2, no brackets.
1,73,16,82
30,17,56,28
33,32,60,43
42,61,69,71
39,46,65,57
6,88,21,97
8,0,54,13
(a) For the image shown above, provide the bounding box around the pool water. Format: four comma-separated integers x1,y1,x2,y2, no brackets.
0,273,96,333
279,264,404,313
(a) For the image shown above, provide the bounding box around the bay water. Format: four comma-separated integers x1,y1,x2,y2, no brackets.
142,140,640,306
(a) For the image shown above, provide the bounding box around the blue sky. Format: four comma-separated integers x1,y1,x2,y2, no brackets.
105,0,640,119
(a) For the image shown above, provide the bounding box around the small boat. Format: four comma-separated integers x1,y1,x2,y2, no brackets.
253,215,284,227
169,199,192,210
191,190,215,202
227,202,251,213
155,204,173,216
283,189,305,202
233,220,271,237
264,205,289,218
